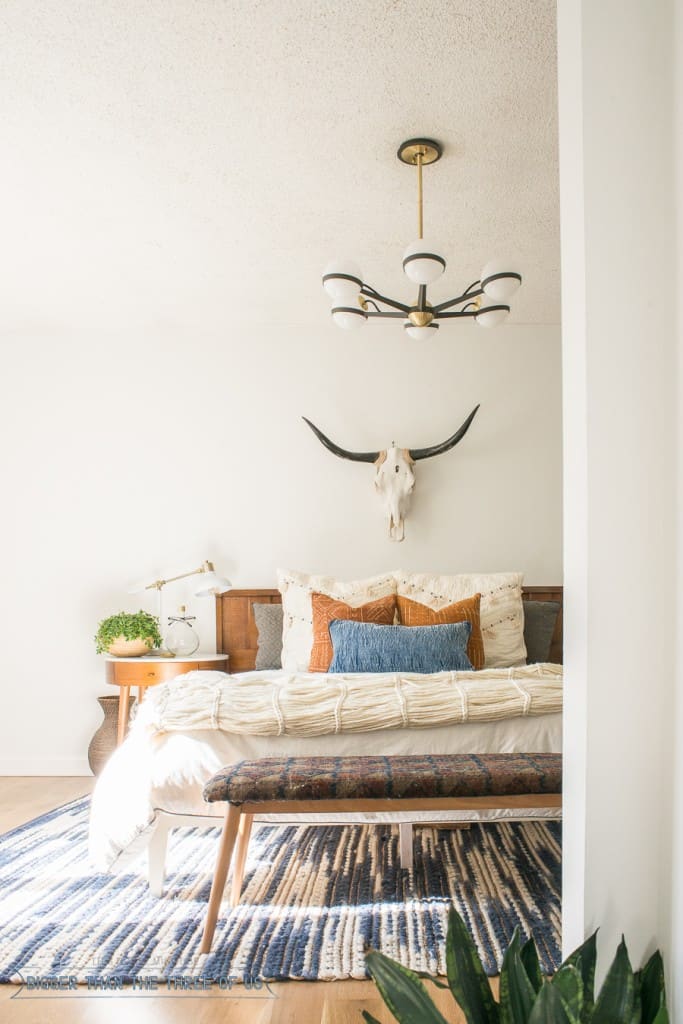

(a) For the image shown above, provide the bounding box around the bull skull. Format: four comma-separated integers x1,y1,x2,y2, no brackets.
302,405,479,541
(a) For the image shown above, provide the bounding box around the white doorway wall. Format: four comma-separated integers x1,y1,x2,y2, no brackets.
557,0,681,1008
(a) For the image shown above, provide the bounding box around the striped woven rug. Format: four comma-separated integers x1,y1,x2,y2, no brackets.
0,798,561,983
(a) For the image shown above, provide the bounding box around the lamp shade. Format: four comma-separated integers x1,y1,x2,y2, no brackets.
402,239,446,285
331,306,367,330
403,321,439,341
475,304,510,328
480,260,522,302
322,260,363,302
127,580,151,594
193,571,232,597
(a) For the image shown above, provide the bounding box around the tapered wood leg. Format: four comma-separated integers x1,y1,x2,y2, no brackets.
200,804,241,954
230,813,253,905
398,822,413,872
116,686,130,745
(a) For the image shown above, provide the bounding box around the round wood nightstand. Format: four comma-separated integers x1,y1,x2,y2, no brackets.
105,653,229,744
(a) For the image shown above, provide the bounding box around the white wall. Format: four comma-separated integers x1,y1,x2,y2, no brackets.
558,0,679,995
672,0,683,1009
1,319,562,773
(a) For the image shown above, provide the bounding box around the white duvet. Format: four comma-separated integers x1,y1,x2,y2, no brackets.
89,668,563,871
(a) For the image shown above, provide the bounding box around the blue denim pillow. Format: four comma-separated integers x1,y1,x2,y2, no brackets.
328,619,473,674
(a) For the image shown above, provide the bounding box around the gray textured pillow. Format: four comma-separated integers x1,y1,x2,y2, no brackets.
254,603,284,670
523,601,561,663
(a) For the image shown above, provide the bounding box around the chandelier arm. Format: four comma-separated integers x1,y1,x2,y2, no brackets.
432,286,485,314
434,309,480,319
365,310,409,319
359,286,411,313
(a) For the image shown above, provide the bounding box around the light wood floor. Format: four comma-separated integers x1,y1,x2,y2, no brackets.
0,778,497,1023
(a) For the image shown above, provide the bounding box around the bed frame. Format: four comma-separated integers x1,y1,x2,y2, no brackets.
148,584,562,896
216,585,563,672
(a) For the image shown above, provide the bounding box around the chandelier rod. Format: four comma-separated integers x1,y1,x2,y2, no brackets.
417,150,424,239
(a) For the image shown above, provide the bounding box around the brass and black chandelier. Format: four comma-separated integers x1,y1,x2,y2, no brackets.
322,138,522,339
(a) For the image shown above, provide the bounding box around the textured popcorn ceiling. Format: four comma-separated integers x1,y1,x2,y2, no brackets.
0,0,559,329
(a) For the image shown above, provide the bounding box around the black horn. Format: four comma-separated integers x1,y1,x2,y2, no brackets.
302,417,379,463
409,405,480,461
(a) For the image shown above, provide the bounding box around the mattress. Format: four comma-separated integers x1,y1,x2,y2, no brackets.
89,690,561,870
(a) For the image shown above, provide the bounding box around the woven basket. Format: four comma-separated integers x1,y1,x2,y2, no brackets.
87,695,136,775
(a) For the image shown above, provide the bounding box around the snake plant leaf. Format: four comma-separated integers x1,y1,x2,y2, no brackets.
361,1013,384,1024
528,981,577,1024
629,970,642,1024
415,972,451,990
640,951,666,1024
445,908,499,1024
561,931,597,1021
552,965,583,1022
591,937,635,1024
365,949,450,1024
520,937,542,994
651,1004,670,1024
500,930,536,1024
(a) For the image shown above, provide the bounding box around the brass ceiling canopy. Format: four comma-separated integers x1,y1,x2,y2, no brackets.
397,138,443,166
322,136,522,339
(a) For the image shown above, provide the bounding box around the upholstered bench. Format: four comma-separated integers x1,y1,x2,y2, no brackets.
199,752,561,954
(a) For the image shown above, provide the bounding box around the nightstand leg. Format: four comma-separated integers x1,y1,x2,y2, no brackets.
117,686,130,745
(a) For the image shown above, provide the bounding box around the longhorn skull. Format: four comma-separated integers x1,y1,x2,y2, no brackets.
302,405,479,541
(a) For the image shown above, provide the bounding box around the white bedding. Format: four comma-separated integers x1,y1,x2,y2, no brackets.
89,669,562,871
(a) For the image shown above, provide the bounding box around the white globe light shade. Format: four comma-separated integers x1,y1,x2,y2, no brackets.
402,240,446,285
331,306,367,330
475,304,510,328
403,321,439,341
480,259,522,301
322,260,364,302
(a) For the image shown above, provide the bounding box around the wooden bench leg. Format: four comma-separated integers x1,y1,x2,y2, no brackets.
230,813,253,906
398,822,413,872
200,803,241,955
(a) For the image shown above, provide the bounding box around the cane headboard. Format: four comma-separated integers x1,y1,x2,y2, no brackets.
216,586,563,673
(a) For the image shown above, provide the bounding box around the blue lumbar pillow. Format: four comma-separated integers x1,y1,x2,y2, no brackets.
328,619,473,674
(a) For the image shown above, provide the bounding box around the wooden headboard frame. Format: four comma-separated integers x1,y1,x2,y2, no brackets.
216,586,563,673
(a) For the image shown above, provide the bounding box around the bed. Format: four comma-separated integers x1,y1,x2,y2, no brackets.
88,574,563,887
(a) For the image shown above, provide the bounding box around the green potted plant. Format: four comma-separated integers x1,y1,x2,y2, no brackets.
94,610,162,657
363,906,668,1024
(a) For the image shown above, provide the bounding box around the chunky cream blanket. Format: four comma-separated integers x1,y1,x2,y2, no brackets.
134,665,563,739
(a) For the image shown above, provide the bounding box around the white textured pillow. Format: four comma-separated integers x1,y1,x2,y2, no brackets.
394,570,526,668
277,568,397,672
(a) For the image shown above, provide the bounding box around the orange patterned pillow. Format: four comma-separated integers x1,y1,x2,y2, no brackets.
309,592,397,672
396,593,485,670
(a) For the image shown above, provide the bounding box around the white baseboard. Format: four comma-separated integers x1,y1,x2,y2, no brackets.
0,759,92,776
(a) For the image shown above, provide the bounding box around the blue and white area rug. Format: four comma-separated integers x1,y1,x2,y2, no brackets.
0,798,561,983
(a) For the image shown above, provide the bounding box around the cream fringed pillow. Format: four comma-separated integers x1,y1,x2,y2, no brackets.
277,569,397,672
394,571,526,668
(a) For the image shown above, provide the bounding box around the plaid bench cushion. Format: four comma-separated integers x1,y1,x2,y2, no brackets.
203,753,562,806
